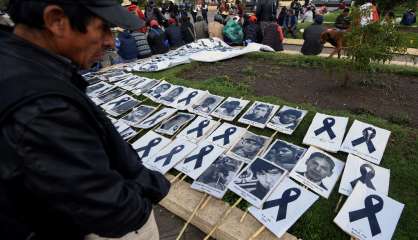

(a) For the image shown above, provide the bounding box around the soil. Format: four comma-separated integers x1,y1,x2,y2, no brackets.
180,57,418,127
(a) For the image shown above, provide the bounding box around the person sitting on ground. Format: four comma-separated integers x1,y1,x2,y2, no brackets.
335,8,351,31
284,9,298,38
223,16,244,46
209,14,225,39
194,15,209,39
127,6,152,59
165,18,185,49
261,21,284,51
301,15,326,55
244,15,262,44
117,29,139,62
180,15,196,44
400,9,416,26
147,19,170,54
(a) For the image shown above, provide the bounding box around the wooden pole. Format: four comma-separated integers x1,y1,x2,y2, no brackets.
248,225,266,240
239,208,249,223
170,172,183,183
176,193,208,240
335,195,344,213
200,196,212,210
203,197,243,240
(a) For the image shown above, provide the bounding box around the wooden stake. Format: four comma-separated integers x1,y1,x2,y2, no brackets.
260,130,279,155
176,193,208,240
240,208,249,223
248,225,266,240
200,196,212,210
170,172,183,183
203,197,243,240
335,195,344,213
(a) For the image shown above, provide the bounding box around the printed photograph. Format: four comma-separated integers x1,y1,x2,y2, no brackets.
190,94,224,116
239,101,278,128
263,140,307,172
228,131,269,163
155,113,195,135
121,105,156,126
211,97,250,121
267,106,307,134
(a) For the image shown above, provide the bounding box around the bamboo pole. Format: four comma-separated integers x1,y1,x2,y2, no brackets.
170,172,183,183
248,225,266,240
175,193,208,240
335,195,344,213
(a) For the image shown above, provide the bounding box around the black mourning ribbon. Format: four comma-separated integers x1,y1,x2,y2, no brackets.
351,127,377,153
263,188,301,221
314,117,336,139
142,112,167,126
212,127,237,145
183,145,214,169
350,164,376,190
154,145,185,167
135,137,162,158
187,120,210,137
349,194,384,237
177,91,198,105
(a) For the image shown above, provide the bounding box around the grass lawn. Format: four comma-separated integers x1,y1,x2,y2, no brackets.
134,53,418,240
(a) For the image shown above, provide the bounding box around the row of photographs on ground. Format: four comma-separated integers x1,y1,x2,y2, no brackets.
82,70,404,240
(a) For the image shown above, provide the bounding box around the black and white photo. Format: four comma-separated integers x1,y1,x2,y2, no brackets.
262,139,307,172
144,81,173,100
238,101,278,128
339,154,390,196
227,131,269,163
175,140,225,180
267,106,308,135
249,177,319,238
207,123,246,149
190,93,224,116
145,138,197,174
289,147,345,199
211,97,250,121
86,82,114,98
115,75,144,89
136,108,177,129
178,116,220,143
155,113,195,136
191,155,244,199
121,105,156,127
93,88,126,105
229,157,287,208
158,86,186,105
302,113,349,153
175,89,206,110
132,79,160,95
340,120,391,165
113,120,136,140
101,94,140,117
334,184,404,240
131,131,171,163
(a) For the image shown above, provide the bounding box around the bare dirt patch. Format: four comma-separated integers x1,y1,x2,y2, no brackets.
180,57,418,127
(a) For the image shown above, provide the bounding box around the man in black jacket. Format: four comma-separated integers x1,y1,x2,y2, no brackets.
301,15,326,55
0,1,170,240
256,0,278,35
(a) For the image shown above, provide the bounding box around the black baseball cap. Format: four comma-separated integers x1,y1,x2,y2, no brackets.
37,0,144,30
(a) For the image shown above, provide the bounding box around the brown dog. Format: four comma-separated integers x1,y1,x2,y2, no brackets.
320,29,345,58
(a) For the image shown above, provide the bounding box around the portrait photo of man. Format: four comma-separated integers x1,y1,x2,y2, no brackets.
263,140,306,171
159,86,184,103
157,113,194,135
96,88,125,104
121,106,155,125
110,98,139,116
297,152,335,190
214,100,241,117
269,108,304,130
229,132,267,162
149,83,171,99
192,95,224,115
239,102,278,128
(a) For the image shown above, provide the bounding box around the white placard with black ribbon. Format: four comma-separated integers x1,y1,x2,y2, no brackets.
340,120,391,165
207,122,246,149
101,94,140,117
175,89,207,110
289,146,345,199
131,131,171,163
302,112,349,153
177,116,220,143
334,184,404,240
175,140,226,180
249,177,319,238
339,154,390,196
136,108,177,129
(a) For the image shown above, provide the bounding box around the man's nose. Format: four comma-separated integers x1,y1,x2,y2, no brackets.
103,31,115,49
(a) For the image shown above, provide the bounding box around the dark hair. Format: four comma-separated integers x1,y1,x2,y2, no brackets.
306,152,335,169
279,109,302,119
250,158,280,175
8,0,95,33
343,8,350,13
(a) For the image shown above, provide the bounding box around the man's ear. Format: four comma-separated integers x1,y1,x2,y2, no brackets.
42,5,69,38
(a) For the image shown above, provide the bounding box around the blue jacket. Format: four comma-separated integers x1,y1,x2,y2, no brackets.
284,15,297,29
117,31,138,60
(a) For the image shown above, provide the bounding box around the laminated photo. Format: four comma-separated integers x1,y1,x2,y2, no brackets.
107,73,133,83
120,105,156,127
211,97,250,121
191,155,244,199
175,89,207,110
158,86,187,106
249,177,319,238
101,94,140,117
155,113,195,136
178,116,220,143
339,154,390,196
86,82,114,98
228,157,287,208
302,112,349,153
227,131,269,164
334,184,404,240
113,120,136,140
262,139,307,172
121,76,150,91
340,120,391,165
143,81,173,101
93,88,126,105
175,140,226,180
145,138,197,174
189,93,225,117
267,106,308,135
131,79,160,95
289,147,345,199
131,131,171,163
207,122,246,149
238,101,279,129
115,75,145,90
136,108,177,129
